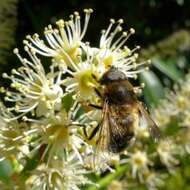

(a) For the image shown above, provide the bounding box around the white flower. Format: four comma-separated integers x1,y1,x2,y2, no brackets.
24,106,86,164
95,19,149,78
143,171,166,190
151,71,190,128
62,18,151,103
64,58,103,102
26,154,91,190
125,150,152,181
23,9,93,69
1,47,64,120
84,149,120,173
151,99,175,128
157,139,179,171
0,102,29,162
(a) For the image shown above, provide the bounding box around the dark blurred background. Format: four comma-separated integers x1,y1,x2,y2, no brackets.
17,0,190,46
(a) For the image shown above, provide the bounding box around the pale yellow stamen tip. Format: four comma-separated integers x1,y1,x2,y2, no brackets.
85,41,90,46
70,14,74,19
48,25,52,29
110,18,115,23
23,40,28,45
26,35,31,39
117,26,122,32
24,46,29,52
122,32,128,37
130,28,135,34
118,19,124,24
31,49,36,55
2,73,8,78
33,33,39,38
74,11,79,16
11,69,17,74
89,8,93,13
13,48,19,54
22,116,28,121
0,87,5,93
56,19,64,27
84,8,93,13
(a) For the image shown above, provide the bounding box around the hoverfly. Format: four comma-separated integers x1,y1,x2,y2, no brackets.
86,67,160,153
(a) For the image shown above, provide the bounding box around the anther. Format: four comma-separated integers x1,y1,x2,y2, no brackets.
122,32,128,37
26,35,31,39
110,19,115,23
13,48,19,54
48,24,52,29
11,69,17,74
24,46,29,52
74,11,79,16
56,19,64,27
23,40,28,45
69,14,74,19
22,116,28,121
118,19,124,24
33,33,39,38
2,73,8,78
117,26,122,32
130,28,135,34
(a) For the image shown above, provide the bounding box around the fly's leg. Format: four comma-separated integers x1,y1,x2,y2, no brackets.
88,104,102,109
89,124,100,140
83,124,100,140
91,73,102,99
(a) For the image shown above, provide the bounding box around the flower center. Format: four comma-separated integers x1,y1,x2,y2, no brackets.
47,124,69,143
55,45,80,67
75,69,98,96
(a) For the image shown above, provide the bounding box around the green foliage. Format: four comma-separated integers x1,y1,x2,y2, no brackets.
140,70,164,106
0,160,13,183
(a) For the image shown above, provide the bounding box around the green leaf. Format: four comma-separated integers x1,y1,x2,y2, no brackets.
62,93,74,112
0,160,13,182
152,57,184,81
139,70,164,106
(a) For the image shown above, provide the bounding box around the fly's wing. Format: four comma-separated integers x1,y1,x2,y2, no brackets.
137,102,161,141
107,105,135,153
92,101,111,170
95,101,111,153
95,100,135,154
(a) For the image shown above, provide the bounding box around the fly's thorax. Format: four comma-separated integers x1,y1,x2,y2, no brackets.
100,67,126,85
104,82,136,105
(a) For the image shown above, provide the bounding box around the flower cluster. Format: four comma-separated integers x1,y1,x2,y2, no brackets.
0,9,168,190
152,72,190,128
